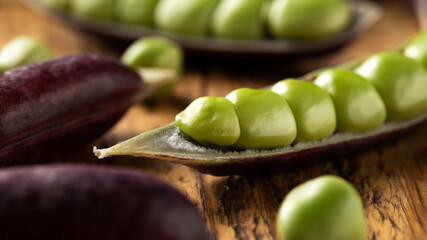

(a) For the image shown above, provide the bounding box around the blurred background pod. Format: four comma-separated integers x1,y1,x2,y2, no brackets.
24,0,382,57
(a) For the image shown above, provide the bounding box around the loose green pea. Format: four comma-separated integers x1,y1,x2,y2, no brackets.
277,175,366,240
226,88,296,149
175,96,240,146
70,0,115,20
121,37,183,96
268,0,351,40
404,30,427,69
210,0,266,40
315,69,386,132
272,79,336,142
122,37,183,74
154,0,219,36
356,52,427,120
40,0,68,9
0,36,52,73
115,0,159,26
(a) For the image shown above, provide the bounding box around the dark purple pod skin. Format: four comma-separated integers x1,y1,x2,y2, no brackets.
0,54,145,166
0,164,210,240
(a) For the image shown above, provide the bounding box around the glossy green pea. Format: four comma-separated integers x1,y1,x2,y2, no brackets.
40,0,68,9
226,88,296,149
121,37,183,97
70,0,115,20
404,30,427,69
268,0,351,40
121,37,183,75
0,36,52,73
272,79,336,142
277,175,366,240
210,0,266,40
356,52,427,120
175,96,240,146
315,69,386,132
115,0,159,26
154,0,218,36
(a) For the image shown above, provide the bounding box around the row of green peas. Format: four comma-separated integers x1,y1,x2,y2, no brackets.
176,31,427,149
40,0,351,40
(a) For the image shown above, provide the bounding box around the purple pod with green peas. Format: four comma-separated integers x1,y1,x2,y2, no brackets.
276,175,366,240
0,164,210,240
94,32,427,176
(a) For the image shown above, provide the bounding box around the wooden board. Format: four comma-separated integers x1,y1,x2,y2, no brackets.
0,0,426,239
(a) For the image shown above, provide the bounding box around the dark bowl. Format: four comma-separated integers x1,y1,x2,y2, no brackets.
23,0,382,57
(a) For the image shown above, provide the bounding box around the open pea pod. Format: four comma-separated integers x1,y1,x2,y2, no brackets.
94,111,427,175
95,32,427,176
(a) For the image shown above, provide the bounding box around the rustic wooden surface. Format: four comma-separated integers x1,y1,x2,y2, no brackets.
1,0,426,239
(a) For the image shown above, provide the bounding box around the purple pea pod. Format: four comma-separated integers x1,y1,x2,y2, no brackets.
0,164,210,240
0,54,148,166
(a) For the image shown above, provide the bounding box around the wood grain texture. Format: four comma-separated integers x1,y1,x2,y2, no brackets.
0,0,426,239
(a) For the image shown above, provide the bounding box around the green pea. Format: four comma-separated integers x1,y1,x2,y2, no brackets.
355,52,427,120
122,37,183,75
277,175,366,240
121,37,183,97
115,0,159,26
154,0,219,36
268,0,351,40
40,0,68,9
226,88,296,149
272,79,336,142
404,30,427,69
315,69,386,132
0,36,52,73
70,0,115,20
210,0,267,40
175,96,240,146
